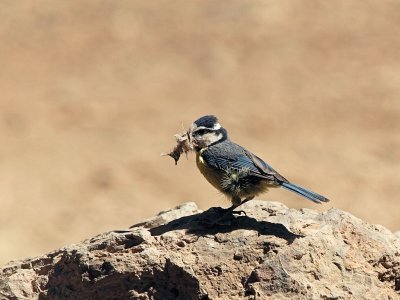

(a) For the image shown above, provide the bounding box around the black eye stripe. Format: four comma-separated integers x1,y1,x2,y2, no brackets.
196,129,206,135
196,129,213,135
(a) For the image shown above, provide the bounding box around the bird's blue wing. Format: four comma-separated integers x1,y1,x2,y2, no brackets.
205,151,284,183
207,155,257,171
244,150,289,183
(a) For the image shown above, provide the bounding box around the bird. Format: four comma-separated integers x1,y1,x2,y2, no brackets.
187,115,329,213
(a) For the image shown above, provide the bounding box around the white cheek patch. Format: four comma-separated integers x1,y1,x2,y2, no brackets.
208,132,223,143
212,123,221,130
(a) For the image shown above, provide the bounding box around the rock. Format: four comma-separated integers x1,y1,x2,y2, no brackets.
1,201,400,299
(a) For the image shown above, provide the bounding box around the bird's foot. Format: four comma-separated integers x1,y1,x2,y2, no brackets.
231,209,247,216
200,206,246,227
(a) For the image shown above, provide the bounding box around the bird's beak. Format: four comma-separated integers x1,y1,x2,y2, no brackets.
186,131,191,142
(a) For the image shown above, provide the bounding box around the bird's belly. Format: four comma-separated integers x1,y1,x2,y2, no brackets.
196,153,271,198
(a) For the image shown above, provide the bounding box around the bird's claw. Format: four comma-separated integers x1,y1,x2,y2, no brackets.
231,210,247,216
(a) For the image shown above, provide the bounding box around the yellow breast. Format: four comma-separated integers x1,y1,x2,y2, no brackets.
196,148,207,172
196,148,224,192
198,155,205,164
196,147,207,165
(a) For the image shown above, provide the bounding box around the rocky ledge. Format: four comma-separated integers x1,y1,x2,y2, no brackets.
1,201,400,299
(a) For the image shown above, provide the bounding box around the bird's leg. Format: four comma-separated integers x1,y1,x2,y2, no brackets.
229,195,255,216
240,195,255,206
228,195,242,213
201,196,241,226
202,196,255,227
218,195,256,218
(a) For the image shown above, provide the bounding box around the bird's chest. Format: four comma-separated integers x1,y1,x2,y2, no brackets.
196,150,213,176
196,150,224,190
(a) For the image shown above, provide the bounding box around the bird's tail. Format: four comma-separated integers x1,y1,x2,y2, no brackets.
281,182,329,204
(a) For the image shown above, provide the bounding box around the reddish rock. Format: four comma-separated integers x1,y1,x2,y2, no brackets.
1,201,399,299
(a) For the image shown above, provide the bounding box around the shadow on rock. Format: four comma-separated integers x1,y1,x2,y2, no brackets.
148,207,302,243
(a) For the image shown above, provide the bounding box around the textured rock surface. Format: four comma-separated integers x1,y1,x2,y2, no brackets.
1,201,400,300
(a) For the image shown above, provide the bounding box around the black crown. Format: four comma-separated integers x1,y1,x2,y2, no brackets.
194,115,218,128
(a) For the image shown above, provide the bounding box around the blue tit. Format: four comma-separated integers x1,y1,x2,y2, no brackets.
188,115,329,210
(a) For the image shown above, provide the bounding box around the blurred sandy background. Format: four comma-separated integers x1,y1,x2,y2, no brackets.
1,1,399,265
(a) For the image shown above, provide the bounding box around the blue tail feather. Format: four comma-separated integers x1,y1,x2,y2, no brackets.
281,182,329,204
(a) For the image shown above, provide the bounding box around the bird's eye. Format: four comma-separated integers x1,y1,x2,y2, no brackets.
196,129,210,135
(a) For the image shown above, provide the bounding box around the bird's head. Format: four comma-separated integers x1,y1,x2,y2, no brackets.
188,115,228,151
